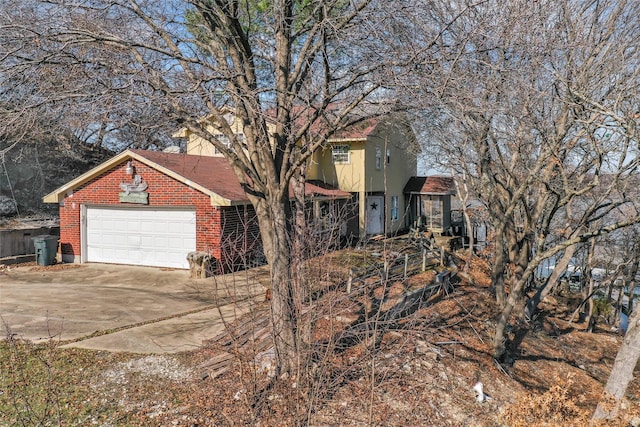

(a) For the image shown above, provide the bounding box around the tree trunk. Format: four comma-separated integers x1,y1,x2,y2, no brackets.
255,196,298,376
611,281,624,327
493,272,530,360
291,165,312,350
464,209,474,265
524,245,577,321
493,288,519,360
492,236,507,308
593,306,640,420
583,238,597,329
452,172,475,271
493,227,542,361
585,282,596,332
627,258,638,314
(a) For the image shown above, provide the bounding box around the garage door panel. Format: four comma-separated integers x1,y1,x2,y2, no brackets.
126,221,141,232
140,236,156,247
86,207,196,269
140,222,156,233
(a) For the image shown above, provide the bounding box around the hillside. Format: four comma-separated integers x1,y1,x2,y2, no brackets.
1,247,639,426
0,138,112,217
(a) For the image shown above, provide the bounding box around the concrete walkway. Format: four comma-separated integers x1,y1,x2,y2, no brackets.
0,263,268,353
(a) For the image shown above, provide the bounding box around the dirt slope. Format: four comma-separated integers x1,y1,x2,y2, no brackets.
1,252,639,426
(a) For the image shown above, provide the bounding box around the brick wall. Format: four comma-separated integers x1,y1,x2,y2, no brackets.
59,158,223,263
217,205,263,270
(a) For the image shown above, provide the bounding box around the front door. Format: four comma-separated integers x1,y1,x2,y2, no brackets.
366,195,384,235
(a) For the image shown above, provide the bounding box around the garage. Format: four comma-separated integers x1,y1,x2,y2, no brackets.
45,150,348,272
84,206,196,269
44,150,244,270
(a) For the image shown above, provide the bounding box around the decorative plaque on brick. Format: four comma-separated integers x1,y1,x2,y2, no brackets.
119,192,149,204
119,173,149,204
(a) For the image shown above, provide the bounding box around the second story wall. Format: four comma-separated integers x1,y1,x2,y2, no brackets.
364,123,417,194
308,140,366,192
186,132,217,157
307,121,417,193
184,118,247,157
364,122,417,234
179,114,276,158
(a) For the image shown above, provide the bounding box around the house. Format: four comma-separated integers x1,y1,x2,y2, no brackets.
43,149,349,270
44,110,463,270
307,118,418,237
177,114,419,238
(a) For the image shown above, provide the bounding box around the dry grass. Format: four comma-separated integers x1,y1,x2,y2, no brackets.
500,375,640,427
2,244,638,426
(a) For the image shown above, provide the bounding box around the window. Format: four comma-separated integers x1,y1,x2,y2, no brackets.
213,134,230,154
332,144,350,164
375,146,382,170
213,134,243,154
386,148,391,164
391,196,399,221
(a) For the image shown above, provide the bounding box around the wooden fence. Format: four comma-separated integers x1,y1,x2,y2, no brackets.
345,247,444,294
199,238,451,379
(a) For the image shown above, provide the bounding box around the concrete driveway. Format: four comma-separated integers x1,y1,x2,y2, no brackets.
0,263,267,353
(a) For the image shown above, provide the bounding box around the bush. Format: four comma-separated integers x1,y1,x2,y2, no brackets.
499,376,590,427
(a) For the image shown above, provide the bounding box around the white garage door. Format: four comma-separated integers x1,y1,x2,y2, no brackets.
85,207,196,269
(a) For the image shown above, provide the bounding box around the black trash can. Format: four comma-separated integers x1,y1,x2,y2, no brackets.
32,235,59,266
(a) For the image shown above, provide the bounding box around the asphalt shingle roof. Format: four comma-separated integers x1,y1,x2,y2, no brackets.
404,176,456,195
133,150,350,202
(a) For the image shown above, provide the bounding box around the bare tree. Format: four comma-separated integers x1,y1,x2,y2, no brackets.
593,305,640,420
0,0,408,375
591,219,640,420
0,1,183,152
403,0,640,360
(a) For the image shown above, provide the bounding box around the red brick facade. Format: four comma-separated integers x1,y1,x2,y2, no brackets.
59,157,259,270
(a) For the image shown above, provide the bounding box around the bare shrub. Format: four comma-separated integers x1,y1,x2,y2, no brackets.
499,376,589,426
499,375,640,427
196,198,448,424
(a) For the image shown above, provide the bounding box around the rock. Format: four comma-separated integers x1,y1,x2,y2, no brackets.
415,340,440,361
187,251,212,278
415,340,430,354
420,359,435,370
255,348,277,378
0,196,17,216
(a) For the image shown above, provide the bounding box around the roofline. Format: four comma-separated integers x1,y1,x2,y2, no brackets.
405,191,454,196
307,194,351,201
326,137,369,143
42,150,239,207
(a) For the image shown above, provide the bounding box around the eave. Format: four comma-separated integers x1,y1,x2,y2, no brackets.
42,150,238,207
